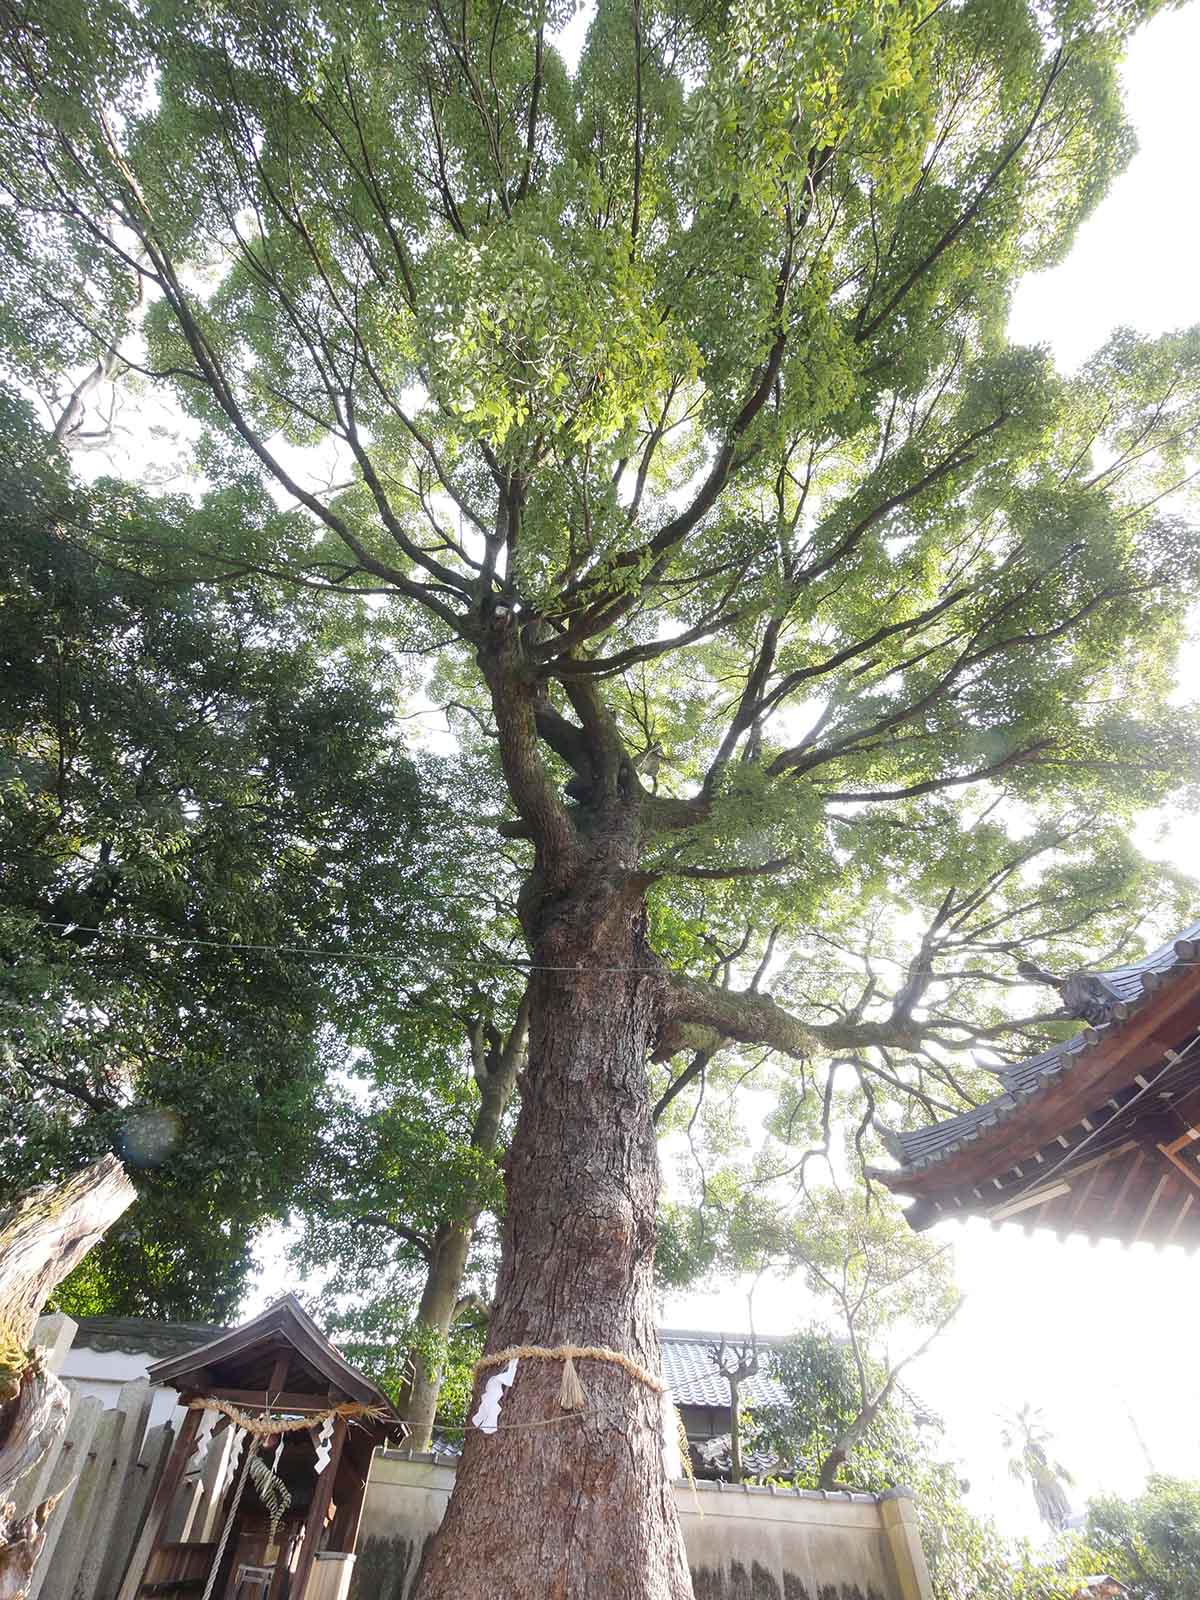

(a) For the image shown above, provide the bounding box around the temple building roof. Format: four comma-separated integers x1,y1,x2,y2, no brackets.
73,1314,227,1359
872,918,1200,1248
147,1292,405,1422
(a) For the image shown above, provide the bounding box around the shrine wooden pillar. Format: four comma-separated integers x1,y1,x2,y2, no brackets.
290,1415,347,1600
327,1457,369,1555
265,1351,292,1399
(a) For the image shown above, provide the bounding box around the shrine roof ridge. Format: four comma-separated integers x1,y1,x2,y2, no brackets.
146,1292,404,1422
875,916,1200,1180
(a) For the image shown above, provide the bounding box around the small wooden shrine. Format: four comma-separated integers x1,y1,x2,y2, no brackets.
873,919,1200,1247
117,1294,406,1600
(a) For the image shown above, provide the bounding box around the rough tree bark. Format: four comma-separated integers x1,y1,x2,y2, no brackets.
412,722,693,1599
0,1155,136,1599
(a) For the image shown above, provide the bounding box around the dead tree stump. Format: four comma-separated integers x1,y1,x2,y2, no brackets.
0,1155,136,1597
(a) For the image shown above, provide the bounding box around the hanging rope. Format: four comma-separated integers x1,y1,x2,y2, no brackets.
199,1434,255,1600
187,1397,386,1436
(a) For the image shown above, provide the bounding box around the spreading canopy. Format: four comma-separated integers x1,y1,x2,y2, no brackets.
3,0,1199,1591
0,398,489,1316
1,0,1196,1029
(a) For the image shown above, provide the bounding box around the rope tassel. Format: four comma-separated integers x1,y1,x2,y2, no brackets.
558,1354,586,1411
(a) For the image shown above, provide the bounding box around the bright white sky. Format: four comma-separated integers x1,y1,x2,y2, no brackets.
665,1,1200,1540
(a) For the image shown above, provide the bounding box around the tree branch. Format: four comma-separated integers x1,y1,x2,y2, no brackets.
353,1214,434,1264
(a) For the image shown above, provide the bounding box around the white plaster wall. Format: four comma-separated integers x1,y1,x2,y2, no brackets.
60,1344,187,1433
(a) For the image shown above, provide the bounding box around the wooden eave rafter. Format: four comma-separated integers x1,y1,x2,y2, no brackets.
976,1135,1200,1249
881,969,1200,1201
146,1293,403,1422
1156,1125,1200,1191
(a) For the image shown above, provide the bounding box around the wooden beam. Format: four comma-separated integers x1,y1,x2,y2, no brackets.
327,1461,369,1555
291,1415,347,1600
1062,1138,1139,1182
1067,1151,1111,1226
1134,1173,1172,1244
1160,1125,1200,1157
114,1406,204,1600
989,1182,1071,1223
266,1351,292,1398
187,1389,351,1412
1166,1191,1195,1246
947,1135,1137,1227
1156,1134,1200,1192
1108,1148,1147,1233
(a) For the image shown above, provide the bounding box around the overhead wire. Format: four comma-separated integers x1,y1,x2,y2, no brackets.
24,921,1158,983
982,1027,1200,1213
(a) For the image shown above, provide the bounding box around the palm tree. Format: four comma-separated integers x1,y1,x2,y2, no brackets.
1001,1403,1075,1532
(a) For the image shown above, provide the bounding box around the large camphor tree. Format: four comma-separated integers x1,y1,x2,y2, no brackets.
3,0,1200,1592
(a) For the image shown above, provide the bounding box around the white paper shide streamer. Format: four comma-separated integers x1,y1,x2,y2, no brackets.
220,1430,247,1496
472,1357,519,1434
660,1390,683,1482
313,1413,335,1474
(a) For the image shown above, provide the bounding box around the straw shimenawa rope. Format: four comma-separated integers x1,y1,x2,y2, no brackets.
474,1344,665,1412
187,1397,387,1436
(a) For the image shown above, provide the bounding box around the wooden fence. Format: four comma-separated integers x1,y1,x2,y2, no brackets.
14,1316,177,1600
13,1379,175,1600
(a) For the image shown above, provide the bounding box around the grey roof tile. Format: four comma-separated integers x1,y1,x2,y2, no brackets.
883,919,1200,1177
74,1315,230,1358
659,1330,789,1409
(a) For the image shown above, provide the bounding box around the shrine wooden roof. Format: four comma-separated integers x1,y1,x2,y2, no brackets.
146,1292,404,1422
871,919,1200,1248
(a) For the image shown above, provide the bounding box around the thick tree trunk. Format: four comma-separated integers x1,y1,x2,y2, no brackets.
404,1221,473,1452
411,900,692,1600
404,1002,527,1451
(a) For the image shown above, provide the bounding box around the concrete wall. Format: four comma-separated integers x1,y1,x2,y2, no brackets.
349,1453,933,1600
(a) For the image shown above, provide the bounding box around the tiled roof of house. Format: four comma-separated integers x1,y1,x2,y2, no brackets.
659,1329,789,1409
74,1315,229,1359
880,918,1200,1178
